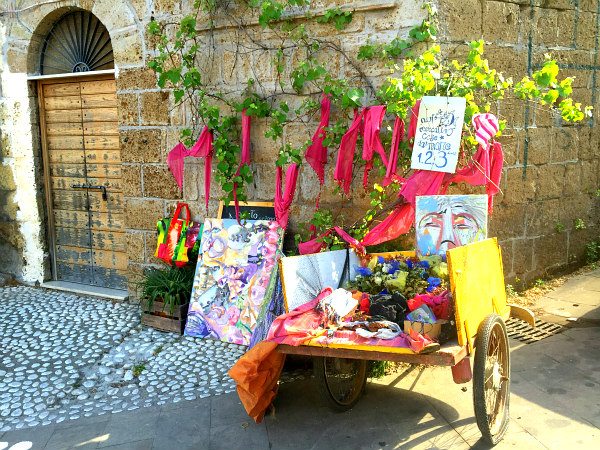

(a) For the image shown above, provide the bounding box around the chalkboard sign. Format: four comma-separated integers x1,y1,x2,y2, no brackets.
217,201,276,221
410,96,466,174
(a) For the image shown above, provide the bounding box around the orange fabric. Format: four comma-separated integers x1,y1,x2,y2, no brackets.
228,341,285,423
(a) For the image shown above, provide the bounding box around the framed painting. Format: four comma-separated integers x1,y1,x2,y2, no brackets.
280,249,360,312
184,218,284,346
415,194,488,258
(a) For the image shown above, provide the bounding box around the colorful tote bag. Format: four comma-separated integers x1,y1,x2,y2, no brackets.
155,202,199,267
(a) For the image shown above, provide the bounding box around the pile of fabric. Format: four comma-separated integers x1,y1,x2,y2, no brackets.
229,253,454,422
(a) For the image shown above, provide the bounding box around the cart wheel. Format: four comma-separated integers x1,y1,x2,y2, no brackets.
473,314,510,446
313,356,367,411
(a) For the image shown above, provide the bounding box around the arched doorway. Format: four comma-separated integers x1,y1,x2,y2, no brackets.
37,10,126,291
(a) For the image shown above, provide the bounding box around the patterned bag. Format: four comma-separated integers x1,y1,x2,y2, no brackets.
155,202,198,267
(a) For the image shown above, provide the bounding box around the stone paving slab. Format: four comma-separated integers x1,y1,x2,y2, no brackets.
0,287,244,433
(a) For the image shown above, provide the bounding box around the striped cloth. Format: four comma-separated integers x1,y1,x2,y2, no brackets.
472,113,499,150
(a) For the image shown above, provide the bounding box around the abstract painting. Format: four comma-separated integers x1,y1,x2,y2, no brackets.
415,194,488,257
280,249,360,312
184,219,284,346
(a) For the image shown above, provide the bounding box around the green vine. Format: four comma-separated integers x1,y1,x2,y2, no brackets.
147,1,591,247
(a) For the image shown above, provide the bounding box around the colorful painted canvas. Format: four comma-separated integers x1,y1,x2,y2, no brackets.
184,219,284,346
280,249,360,312
415,194,488,257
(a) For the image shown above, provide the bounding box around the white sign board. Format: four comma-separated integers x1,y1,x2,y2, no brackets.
410,96,466,173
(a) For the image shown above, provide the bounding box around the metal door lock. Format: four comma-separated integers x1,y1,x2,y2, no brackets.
71,183,108,200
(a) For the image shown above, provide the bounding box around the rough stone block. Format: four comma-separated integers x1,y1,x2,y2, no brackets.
124,198,164,230
500,129,522,166
534,8,559,46
533,232,568,271
248,163,277,201
576,126,599,161
575,11,596,49
489,203,527,240
535,164,565,200
503,167,536,204
526,127,553,165
437,0,482,41
483,1,520,43
524,199,560,236
512,238,534,275
563,162,582,197
126,231,145,263
581,159,600,193
112,31,144,66
116,67,158,91
122,164,143,197
0,165,17,191
552,127,579,162
140,92,170,126
143,165,181,199
92,0,137,31
250,119,280,163
558,193,594,228
118,93,139,126
120,129,163,163
182,163,200,202
6,46,28,73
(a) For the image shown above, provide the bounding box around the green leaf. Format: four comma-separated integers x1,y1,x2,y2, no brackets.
223,182,234,193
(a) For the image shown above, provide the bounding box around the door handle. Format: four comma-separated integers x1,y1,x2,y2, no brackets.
71,183,108,201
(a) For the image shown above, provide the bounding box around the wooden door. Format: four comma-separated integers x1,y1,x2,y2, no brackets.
39,76,127,289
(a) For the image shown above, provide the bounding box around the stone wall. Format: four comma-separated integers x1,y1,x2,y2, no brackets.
436,0,600,285
0,0,598,289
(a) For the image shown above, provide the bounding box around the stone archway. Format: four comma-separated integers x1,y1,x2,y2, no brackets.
0,1,144,286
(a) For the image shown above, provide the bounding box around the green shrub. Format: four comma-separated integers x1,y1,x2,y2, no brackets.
138,266,195,314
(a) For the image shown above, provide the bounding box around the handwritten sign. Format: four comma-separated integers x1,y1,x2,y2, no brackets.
217,201,276,221
410,96,466,174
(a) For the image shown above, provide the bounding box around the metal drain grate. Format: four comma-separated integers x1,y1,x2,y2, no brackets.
505,318,565,344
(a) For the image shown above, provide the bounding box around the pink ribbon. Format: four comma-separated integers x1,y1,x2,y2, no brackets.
382,116,405,186
275,164,300,229
472,113,499,151
334,109,365,195
233,109,252,222
166,126,214,212
298,226,366,256
362,106,389,188
304,94,331,185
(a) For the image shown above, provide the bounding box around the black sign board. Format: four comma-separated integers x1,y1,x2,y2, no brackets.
217,201,276,221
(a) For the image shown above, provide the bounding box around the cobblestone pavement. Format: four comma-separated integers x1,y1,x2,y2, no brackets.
0,286,246,432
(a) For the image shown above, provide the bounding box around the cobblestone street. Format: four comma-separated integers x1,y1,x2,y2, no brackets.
0,287,243,432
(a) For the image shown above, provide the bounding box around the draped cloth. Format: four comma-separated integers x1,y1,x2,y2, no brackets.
233,109,252,222
304,94,331,185
383,116,405,186
166,126,214,212
334,110,365,195
362,106,389,188
275,164,300,229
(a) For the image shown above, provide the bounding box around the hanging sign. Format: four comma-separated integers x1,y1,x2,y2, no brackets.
410,96,466,173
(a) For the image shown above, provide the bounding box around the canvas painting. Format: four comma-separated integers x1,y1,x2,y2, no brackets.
184,218,284,346
280,249,360,312
415,194,488,257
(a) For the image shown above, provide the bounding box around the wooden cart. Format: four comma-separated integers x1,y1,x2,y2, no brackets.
277,238,534,446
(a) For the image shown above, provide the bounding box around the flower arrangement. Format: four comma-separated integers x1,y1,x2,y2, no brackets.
349,255,449,300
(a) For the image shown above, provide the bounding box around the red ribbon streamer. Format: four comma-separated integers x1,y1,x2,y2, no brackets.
233,109,252,222
333,109,365,195
362,106,389,188
275,164,300,229
304,94,331,185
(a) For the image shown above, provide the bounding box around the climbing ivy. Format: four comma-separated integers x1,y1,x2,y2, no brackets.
147,0,592,245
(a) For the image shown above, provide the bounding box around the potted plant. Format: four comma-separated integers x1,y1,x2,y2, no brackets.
139,266,195,334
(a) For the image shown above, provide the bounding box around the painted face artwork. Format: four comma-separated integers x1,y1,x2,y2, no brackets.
415,195,488,257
